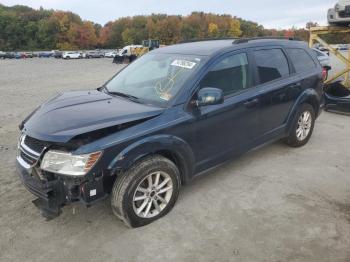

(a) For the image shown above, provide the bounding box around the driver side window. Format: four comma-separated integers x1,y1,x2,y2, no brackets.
199,53,250,97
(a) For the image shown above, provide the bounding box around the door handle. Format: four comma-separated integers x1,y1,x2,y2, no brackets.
244,98,259,108
290,82,301,89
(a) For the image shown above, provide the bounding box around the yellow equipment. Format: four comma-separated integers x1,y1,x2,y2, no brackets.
309,26,350,87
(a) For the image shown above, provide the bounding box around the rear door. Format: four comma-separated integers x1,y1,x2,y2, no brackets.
250,47,302,140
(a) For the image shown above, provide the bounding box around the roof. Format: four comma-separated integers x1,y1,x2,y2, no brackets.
153,38,308,56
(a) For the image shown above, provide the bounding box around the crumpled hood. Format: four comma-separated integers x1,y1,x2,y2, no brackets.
23,90,164,143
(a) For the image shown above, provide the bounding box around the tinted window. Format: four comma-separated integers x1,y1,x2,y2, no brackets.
287,48,316,73
200,53,250,96
254,49,289,84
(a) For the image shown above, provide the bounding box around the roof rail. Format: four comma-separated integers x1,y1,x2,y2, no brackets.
179,37,238,44
232,36,301,44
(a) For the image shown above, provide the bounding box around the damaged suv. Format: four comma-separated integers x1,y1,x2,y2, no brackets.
17,38,324,227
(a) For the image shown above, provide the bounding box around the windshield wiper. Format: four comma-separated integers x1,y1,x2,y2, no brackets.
107,90,141,102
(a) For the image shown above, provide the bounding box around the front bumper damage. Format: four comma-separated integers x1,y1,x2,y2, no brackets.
16,160,66,219
16,156,108,220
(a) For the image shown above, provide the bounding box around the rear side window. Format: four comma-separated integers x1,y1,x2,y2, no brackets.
287,48,316,73
253,49,289,84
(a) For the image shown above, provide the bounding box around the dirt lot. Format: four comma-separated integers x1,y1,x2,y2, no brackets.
1,58,350,262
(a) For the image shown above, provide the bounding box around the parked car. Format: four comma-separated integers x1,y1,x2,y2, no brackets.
86,50,104,58
104,51,118,58
53,51,63,59
14,52,25,59
338,44,349,50
312,48,332,80
38,52,53,58
3,52,15,59
328,0,350,25
0,51,5,59
17,38,324,227
62,51,81,59
23,52,34,58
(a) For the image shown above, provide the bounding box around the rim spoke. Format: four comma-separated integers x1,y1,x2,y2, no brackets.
297,129,302,138
153,199,161,212
158,185,173,194
158,196,168,205
144,201,153,217
137,199,148,214
302,129,307,139
137,187,148,193
147,175,153,188
154,172,160,187
157,177,170,190
134,195,147,202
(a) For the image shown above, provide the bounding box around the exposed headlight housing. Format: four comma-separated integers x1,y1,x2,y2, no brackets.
40,150,102,176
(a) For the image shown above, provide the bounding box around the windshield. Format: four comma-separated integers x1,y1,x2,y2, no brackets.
105,53,206,107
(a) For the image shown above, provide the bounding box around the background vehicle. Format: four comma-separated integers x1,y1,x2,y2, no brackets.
312,48,332,79
3,52,15,59
17,38,323,227
24,52,34,58
328,0,350,25
104,51,118,58
338,44,349,50
113,40,160,63
38,52,52,58
0,51,5,59
62,51,81,59
53,51,63,58
86,50,104,58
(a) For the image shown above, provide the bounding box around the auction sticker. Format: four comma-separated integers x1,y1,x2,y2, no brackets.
171,60,196,69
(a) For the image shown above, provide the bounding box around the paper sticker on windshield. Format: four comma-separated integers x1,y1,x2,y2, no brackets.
171,60,196,69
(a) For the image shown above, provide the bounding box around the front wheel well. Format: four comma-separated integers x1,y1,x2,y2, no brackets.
153,150,187,185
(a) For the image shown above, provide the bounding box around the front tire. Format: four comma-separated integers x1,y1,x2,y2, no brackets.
284,103,315,147
111,155,181,228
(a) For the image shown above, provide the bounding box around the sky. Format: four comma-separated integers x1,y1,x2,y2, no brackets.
1,0,337,29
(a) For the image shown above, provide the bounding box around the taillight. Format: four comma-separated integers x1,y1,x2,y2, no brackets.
322,68,328,81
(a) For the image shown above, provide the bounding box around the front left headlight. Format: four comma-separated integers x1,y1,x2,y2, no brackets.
40,150,102,176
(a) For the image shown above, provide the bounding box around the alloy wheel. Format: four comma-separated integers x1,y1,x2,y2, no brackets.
132,171,173,218
296,111,312,141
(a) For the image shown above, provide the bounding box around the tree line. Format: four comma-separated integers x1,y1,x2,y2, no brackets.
0,3,334,51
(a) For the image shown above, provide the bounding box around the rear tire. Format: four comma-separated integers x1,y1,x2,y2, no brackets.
111,155,181,228
284,103,315,148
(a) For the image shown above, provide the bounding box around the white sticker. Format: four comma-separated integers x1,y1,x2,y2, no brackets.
171,60,196,69
90,189,97,196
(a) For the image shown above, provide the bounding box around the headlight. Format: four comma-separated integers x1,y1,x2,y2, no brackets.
40,150,102,176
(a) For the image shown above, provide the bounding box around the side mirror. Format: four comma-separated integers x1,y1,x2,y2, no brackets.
196,87,224,107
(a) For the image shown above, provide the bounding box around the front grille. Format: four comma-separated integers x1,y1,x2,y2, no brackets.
17,135,47,168
24,136,46,153
20,150,37,165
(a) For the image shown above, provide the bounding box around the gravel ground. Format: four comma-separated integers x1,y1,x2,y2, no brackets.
0,58,350,262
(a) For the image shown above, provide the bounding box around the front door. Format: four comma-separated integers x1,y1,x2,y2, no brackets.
190,51,261,173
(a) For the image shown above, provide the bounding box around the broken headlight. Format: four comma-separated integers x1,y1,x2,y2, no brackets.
40,150,102,176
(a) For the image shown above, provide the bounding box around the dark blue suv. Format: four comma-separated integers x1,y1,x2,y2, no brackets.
17,38,324,227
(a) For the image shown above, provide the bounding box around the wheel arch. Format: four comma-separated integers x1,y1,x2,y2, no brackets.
108,135,195,184
286,88,321,131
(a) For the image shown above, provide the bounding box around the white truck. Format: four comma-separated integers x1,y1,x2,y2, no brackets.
328,0,350,25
